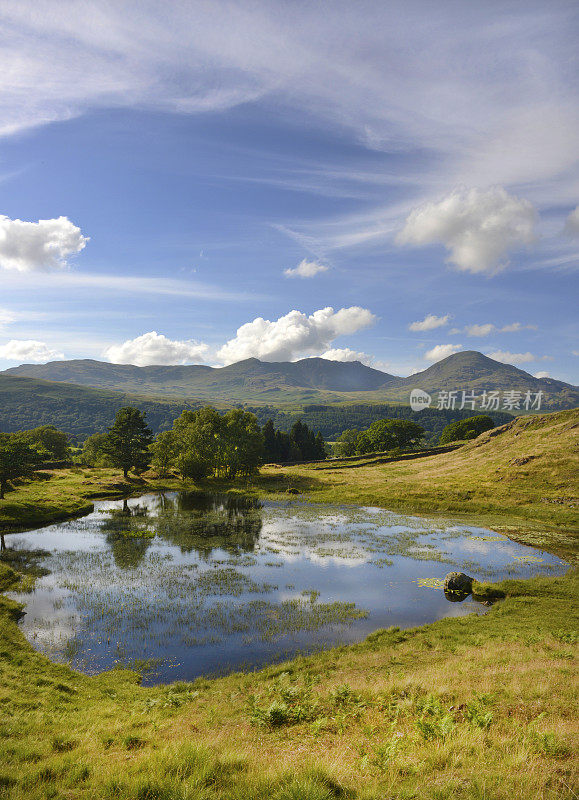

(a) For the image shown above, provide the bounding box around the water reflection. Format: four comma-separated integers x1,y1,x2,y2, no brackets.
5,492,566,685
153,493,263,558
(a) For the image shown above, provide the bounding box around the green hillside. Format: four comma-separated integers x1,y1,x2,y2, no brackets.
0,374,513,443
0,374,203,440
4,351,578,409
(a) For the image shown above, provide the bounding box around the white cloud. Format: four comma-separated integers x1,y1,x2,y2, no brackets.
424,344,463,362
534,371,550,378
0,2,577,273
0,339,64,362
463,321,538,336
396,187,537,274
217,306,376,364
321,347,392,372
0,215,89,272
564,206,579,237
464,323,496,337
103,331,209,367
500,322,538,333
284,259,329,278
409,314,449,332
488,350,536,365
0,270,255,301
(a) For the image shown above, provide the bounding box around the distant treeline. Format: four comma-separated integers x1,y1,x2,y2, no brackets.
246,404,513,444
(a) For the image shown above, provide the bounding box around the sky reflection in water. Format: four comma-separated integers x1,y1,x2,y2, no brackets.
6,492,566,685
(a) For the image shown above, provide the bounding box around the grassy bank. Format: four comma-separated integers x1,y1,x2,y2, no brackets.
255,410,579,560
0,409,577,798
0,558,577,800
0,468,197,534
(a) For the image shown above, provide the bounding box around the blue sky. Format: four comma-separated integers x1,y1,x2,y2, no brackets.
0,0,577,382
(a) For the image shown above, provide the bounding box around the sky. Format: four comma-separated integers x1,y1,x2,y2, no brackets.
0,0,578,382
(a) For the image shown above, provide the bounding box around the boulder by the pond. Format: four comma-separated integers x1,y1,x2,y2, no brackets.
444,572,474,594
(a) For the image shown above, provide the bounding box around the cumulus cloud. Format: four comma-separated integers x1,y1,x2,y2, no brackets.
488,350,536,365
284,259,329,278
396,187,537,274
409,314,449,332
103,331,210,367
217,306,376,364
464,323,496,337
0,215,89,272
0,339,64,362
563,206,579,237
424,343,463,362
534,371,550,378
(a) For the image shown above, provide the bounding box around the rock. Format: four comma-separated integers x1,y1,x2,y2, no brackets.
444,572,474,594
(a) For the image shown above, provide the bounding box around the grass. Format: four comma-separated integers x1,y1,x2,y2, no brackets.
254,409,579,560
0,558,577,799
0,408,577,798
0,468,197,534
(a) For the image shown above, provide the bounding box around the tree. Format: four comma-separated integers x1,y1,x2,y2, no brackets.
262,419,277,462
104,407,153,478
221,409,264,478
383,419,424,450
15,425,70,461
0,435,39,499
439,415,495,445
81,433,114,467
333,428,360,457
151,430,177,477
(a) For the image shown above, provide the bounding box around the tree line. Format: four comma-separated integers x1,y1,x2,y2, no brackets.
0,407,327,497
333,414,496,457
333,419,426,457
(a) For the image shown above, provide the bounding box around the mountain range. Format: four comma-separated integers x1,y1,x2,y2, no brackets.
3,350,578,408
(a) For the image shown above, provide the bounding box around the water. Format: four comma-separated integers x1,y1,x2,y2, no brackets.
5,492,566,685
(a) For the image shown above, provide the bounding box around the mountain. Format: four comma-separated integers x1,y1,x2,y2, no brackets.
2,350,578,410
399,351,569,392
0,373,513,441
3,356,396,398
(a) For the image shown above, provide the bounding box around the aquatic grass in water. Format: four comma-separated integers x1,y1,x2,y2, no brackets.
6,492,566,684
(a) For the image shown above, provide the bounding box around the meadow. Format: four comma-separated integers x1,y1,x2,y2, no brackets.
0,409,577,799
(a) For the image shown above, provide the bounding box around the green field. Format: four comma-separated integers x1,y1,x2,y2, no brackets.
0,409,577,799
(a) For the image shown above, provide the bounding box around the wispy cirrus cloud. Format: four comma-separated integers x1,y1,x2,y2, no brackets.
0,270,259,301
1,2,577,240
463,322,538,337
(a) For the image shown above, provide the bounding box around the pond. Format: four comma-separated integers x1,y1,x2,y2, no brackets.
5,492,566,685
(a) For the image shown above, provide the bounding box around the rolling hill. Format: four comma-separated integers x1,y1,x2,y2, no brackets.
0,373,514,441
0,374,202,440
3,350,578,409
